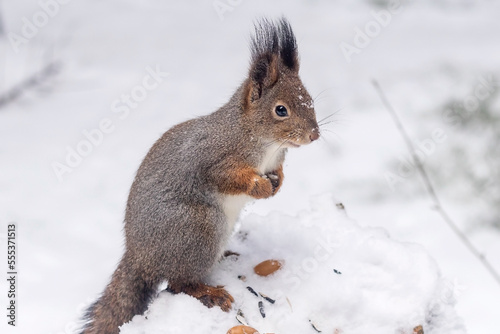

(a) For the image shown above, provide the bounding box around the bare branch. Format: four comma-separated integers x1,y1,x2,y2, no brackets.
372,79,500,287
0,62,61,109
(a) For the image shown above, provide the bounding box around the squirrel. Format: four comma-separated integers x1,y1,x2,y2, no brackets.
80,18,319,334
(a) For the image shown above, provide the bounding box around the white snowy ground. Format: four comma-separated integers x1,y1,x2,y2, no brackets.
122,195,464,334
0,0,499,333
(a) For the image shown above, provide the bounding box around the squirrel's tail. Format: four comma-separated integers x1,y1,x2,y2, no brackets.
80,253,158,334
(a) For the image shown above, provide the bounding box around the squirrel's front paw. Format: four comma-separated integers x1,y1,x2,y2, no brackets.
248,175,273,199
266,172,280,193
266,167,284,195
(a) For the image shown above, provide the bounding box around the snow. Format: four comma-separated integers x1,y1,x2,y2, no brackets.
0,0,499,333
122,194,464,334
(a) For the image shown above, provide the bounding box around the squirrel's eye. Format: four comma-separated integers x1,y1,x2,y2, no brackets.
275,105,288,117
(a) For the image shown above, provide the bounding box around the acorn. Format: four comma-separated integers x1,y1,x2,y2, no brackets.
226,325,260,334
254,259,283,277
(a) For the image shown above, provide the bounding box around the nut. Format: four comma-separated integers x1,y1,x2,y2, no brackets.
227,325,260,334
413,325,424,334
254,259,283,277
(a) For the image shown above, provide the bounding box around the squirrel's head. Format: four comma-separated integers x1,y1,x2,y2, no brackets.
242,18,319,148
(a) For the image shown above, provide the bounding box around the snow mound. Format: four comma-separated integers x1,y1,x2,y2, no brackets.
121,194,465,334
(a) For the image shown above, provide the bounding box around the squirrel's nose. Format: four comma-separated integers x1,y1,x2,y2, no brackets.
309,130,320,142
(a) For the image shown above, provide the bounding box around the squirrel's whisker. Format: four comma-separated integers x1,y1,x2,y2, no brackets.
317,113,336,125
320,129,342,141
317,109,344,124
318,120,341,127
313,88,332,102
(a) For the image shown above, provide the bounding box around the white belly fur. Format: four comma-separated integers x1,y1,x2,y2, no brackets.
222,194,253,233
257,142,283,175
221,143,284,234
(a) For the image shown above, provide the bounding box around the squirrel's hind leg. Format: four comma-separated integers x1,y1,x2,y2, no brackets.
167,282,234,312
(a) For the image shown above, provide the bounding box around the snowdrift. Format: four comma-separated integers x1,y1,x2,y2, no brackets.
121,194,465,334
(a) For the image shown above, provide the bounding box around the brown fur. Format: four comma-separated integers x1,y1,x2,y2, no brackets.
216,164,280,199
167,282,235,312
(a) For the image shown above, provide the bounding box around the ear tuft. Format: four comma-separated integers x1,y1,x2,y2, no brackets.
250,18,279,64
250,17,299,73
277,17,299,71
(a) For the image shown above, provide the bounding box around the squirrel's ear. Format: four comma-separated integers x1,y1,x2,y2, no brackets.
243,18,299,110
244,53,279,106
243,19,280,109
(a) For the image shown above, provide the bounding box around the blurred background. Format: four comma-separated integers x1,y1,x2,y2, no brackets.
0,0,498,333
